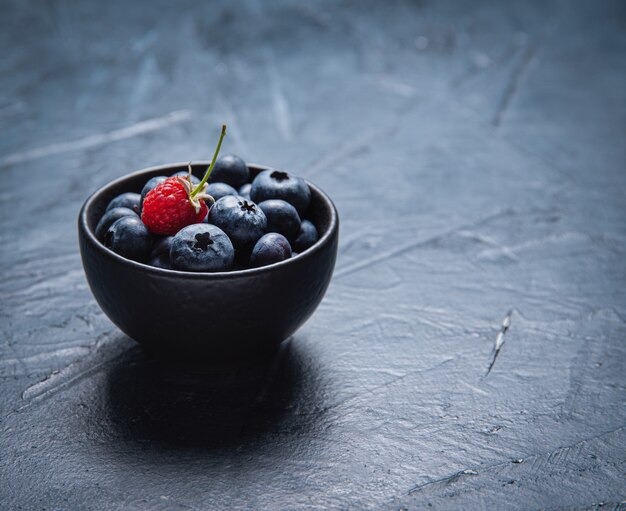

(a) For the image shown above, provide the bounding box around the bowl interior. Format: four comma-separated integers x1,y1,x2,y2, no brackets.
84,162,336,272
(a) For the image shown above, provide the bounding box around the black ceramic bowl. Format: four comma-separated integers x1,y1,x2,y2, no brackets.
79,162,338,359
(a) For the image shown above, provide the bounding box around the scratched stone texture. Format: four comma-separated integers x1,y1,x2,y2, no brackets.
1,0,625,510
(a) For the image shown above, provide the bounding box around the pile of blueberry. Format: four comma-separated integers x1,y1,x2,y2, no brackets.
96,154,319,272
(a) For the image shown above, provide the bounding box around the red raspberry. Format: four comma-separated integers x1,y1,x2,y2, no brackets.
141,176,210,235
141,124,227,235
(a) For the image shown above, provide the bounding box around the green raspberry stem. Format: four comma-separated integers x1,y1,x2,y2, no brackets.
191,124,227,198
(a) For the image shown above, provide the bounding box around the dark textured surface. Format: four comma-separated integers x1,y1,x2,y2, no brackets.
1,1,625,509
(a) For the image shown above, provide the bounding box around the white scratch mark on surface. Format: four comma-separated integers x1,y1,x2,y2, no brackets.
0,110,193,167
211,66,251,156
21,357,109,404
305,127,386,177
304,93,417,176
1,346,91,370
461,381,490,396
485,310,513,376
458,230,519,261
126,55,160,122
335,210,512,279
0,101,26,118
19,334,127,408
370,74,417,98
265,51,293,141
406,426,625,498
478,231,589,261
272,83,293,141
408,467,479,494
132,28,158,54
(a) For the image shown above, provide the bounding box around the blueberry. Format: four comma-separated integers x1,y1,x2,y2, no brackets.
206,182,238,202
258,199,301,241
105,192,141,214
104,216,152,262
208,195,267,252
250,170,311,215
140,176,167,212
250,233,292,267
148,235,174,269
95,207,138,241
150,235,174,259
239,183,252,199
149,254,172,270
171,170,201,186
170,224,234,272
209,154,249,188
293,219,318,252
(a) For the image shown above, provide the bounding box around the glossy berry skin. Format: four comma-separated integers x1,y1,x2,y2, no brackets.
141,177,209,235
250,233,292,267
239,183,252,199
104,216,152,262
171,170,201,185
209,154,249,188
294,219,318,252
95,207,137,241
208,195,267,252
258,199,301,241
206,182,238,202
170,224,234,272
140,176,167,212
250,169,311,215
105,192,141,214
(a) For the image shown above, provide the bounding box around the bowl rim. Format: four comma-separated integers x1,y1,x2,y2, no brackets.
79,161,339,279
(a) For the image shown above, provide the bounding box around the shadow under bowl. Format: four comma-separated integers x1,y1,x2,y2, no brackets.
78,162,339,360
